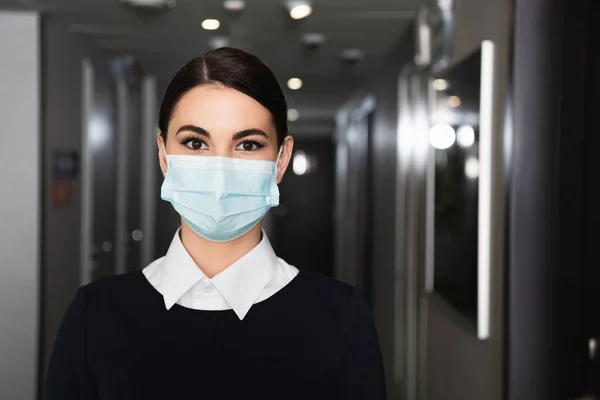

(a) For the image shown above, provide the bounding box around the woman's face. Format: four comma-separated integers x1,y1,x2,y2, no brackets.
158,84,293,183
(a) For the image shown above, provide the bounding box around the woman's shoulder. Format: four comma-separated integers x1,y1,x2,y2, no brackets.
84,270,150,305
290,270,366,311
295,270,354,295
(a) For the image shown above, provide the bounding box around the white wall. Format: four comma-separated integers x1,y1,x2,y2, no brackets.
0,11,40,400
426,0,512,399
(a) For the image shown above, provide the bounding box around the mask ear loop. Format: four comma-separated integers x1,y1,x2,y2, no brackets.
276,145,283,166
274,145,284,177
162,142,169,177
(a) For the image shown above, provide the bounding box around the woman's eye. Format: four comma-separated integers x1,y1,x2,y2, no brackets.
236,140,264,152
184,138,206,151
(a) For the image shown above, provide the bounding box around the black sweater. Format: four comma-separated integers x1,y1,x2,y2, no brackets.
45,269,386,400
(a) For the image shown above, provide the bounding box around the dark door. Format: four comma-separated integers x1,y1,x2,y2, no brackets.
125,83,143,271
91,64,118,280
581,0,600,393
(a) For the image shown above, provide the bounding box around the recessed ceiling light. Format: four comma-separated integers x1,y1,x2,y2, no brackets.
457,125,475,148
287,78,303,90
287,109,300,122
432,79,449,91
120,0,176,9
286,1,312,20
341,48,363,61
293,151,308,175
209,36,230,49
301,33,326,46
429,123,456,149
202,19,220,30
223,0,245,11
448,95,461,108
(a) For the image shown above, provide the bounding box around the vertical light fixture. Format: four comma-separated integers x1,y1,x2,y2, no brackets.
478,40,495,340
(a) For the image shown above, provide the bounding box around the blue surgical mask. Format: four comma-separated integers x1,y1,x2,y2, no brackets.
161,146,281,242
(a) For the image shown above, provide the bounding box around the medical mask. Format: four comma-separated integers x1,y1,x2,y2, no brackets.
161,145,281,242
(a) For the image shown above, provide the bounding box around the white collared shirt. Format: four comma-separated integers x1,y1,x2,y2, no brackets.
142,230,299,320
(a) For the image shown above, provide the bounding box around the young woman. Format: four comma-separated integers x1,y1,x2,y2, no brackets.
45,47,386,399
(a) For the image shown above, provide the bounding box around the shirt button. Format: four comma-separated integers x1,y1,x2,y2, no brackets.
203,284,214,293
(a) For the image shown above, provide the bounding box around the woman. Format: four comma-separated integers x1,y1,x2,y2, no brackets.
45,47,386,399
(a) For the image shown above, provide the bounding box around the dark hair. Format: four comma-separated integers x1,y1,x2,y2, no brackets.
158,47,288,146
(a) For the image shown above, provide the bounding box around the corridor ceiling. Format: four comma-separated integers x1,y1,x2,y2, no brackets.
1,0,425,123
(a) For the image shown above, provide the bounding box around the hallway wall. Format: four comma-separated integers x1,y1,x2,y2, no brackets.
426,0,511,398
336,29,415,399
336,0,512,398
0,11,41,400
40,16,113,389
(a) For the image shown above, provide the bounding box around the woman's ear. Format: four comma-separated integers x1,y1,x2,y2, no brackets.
276,135,294,184
157,133,167,177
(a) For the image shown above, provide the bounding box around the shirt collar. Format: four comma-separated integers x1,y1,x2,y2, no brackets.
160,229,278,320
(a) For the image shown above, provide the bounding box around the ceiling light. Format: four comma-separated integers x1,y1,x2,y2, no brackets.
457,125,475,148
287,78,303,90
465,157,480,179
341,48,364,61
120,0,176,9
448,95,461,108
208,36,230,49
223,0,245,11
202,19,220,30
293,151,308,175
287,109,299,122
287,1,312,20
301,33,326,47
428,123,456,149
432,79,449,91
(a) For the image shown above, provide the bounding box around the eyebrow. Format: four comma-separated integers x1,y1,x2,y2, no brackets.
175,125,268,141
232,129,268,141
176,125,209,137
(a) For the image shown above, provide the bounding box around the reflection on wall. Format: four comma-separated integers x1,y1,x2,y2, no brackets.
430,47,482,326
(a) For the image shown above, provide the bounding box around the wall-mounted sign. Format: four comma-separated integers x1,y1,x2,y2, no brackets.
51,150,78,208
52,150,78,180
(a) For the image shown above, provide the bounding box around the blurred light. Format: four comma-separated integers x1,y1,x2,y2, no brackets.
438,0,453,10
101,241,113,253
89,114,110,149
287,77,303,90
301,33,325,46
202,19,220,30
590,338,597,360
341,48,364,61
448,95,461,108
287,108,299,122
465,157,479,179
132,229,144,242
223,0,245,11
478,40,495,341
121,0,176,9
432,79,449,91
208,36,230,49
457,125,475,147
415,8,431,66
428,123,455,149
288,1,312,19
293,151,308,175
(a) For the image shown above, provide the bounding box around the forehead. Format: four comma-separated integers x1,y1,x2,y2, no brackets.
169,85,275,135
